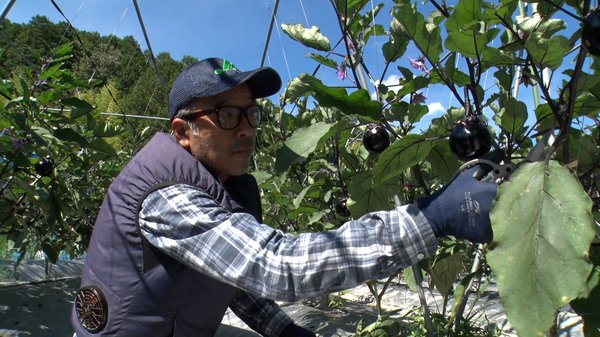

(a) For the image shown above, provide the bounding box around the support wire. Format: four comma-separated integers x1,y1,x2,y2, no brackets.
261,0,280,67
0,0,17,23
132,0,165,86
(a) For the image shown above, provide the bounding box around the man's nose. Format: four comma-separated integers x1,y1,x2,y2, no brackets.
235,114,256,137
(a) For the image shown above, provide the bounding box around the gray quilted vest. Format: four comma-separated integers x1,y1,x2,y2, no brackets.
71,132,263,336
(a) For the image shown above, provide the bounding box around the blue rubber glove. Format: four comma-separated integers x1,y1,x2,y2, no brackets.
416,166,498,244
279,323,316,337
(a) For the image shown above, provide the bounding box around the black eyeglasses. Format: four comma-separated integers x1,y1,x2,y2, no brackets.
187,105,262,130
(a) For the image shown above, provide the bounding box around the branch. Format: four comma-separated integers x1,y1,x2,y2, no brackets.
330,0,363,90
411,42,465,107
538,0,582,21
429,0,450,18
557,47,587,163
527,55,559,113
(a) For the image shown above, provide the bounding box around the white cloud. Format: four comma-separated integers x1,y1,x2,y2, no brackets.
379,74,402,89
426,102,445,116
371,75,403,99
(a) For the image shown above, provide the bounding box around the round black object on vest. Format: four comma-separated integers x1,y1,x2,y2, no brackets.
75,285,108,333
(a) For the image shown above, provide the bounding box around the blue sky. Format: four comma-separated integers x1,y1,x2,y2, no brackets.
4,1,431,100
5,0,373,85
3,1,589,130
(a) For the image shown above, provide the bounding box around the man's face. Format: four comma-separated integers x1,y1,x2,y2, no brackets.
174,84,257,182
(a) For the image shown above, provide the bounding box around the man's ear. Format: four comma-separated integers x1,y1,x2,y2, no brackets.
172,118,191,149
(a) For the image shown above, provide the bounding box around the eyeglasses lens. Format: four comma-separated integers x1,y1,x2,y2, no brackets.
218,106,261,130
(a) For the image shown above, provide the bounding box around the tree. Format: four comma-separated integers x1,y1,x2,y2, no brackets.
0,43,127,263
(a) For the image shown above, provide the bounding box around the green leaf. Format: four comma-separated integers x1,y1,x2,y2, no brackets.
525,33,570,70
444,53,471,87
252,171,272,186
334,0,369,18
571,245,600,328
282,74,313,105
487,161,596,337
534,103,556,132
88,138,118,157
574,92,600,118
391,0,442,63
563,69,600,94
0,135,14,153
39,62,64,81
494,68,514,93
93,122,123,138
403,266,418,292
281,23,331,52
274,122,333,172
316,88,382,122
289,74,382,121
30,126,56,146
53,128,89,147
444,0,489,58
306,53,338,69
447,0,482,24
432,251,464,297
34,187,60,226
518,17,567,38
427,144,461,182
292,185,311,209
61,97,94,118
383,19,410,63
481,47,518,68
362,24,386,44
347,170,397,217
572,135,600,174
51,42,74,62
373,135,436,184
396,76,430,99
405,104,429,126
495,96,528,135
486,0,518,24
42,241,59,264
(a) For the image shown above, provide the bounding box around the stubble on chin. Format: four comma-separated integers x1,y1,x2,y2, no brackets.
189,134,254,178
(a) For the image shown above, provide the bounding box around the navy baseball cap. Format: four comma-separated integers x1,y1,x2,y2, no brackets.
168,58,282,120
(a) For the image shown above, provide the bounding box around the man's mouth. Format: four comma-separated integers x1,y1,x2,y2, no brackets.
233,148,254,155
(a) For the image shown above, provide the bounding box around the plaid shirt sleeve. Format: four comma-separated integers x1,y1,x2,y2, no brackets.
139,184,438,303
228,290,293,337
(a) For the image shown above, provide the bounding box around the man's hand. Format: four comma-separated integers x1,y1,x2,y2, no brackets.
279,323,316,337
416,166,498,244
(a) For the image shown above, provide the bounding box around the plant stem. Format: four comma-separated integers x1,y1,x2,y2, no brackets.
394,194,434,337
413,164,430,196
558,48,587,163
429,0,450,17
451,244,486,334
411,263,435,337
391,5,464,107
330,0,364,90
414,48,465,108
332,130,348,197
527,55,559,112
538,0,582,21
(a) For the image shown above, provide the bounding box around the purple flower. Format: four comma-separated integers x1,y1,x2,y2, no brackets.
11,137,23,150
520,73,532,87
412,91,427,104
336,64,347,80
346,39,356,53
408,56,429,75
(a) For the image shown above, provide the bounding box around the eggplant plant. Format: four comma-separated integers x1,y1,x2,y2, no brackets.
0,43,127,268
257,0,600,336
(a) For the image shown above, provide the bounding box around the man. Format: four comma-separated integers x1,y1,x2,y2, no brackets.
71,58,497,337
